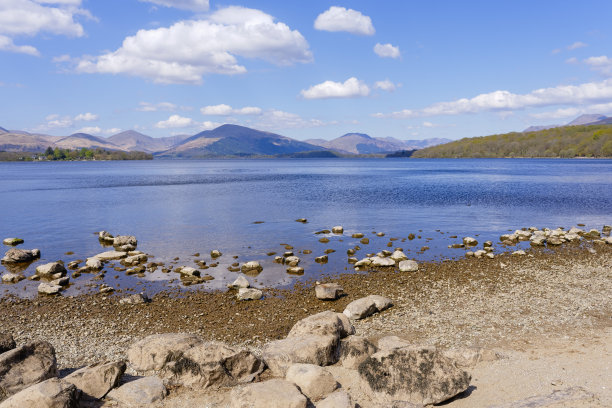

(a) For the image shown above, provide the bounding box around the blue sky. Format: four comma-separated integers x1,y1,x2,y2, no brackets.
1,0,612,140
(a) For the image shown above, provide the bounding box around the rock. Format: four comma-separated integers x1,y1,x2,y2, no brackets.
113,235,137,250
486,252,495,259
530,236,546,246
123,254,147,266
99,284,114,294
2,239,23,246
92,251,127,261
85,258,102,270
398,260,418,272
317,390,355,408
287,266,304,275
443,347,500,369
241,261,262,273
288,311,354,339
1,274,24,284
315,283,343,300
64,361,125,399
315,255,328,263
0,341,58,398
377,336,410,350
354,258,371,267
285,363,337,402
462,237,478,246
332,226,344,234
35,262,67,278
473,249,487,258
547,236,563,245
512,250,526,255
0,334,15,354
228,276,250,289
1,248,40,263
358,346,471,406
488,386,598,408
106,376,166,407
37,283,63,295
161,342,264,389
262,335,339,377
343,295,393,320
586,229,601,238
210,250,222,258
369,295,393,311
604,236,612,244
178,266,200,277
230,379,307,408
390,250,408,262
337,336,378,369
295,218,308,223
0,378,79,408
370,257,395,267
119,293,149,305
283,256,300,267
98,230,113,240
483,240,493,247
352,233,364,238
127,333,204,372
237,288,263,300
50,277,69,287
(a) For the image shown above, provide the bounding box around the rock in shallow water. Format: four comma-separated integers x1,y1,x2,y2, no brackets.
37,282,63,295
227,275,250,289
1,238,23,246
1,248,40,263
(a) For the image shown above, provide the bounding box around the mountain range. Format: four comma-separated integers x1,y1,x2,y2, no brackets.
524,114,612,132
0,124,448,157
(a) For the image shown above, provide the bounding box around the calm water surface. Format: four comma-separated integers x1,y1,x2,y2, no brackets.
1,158,610,297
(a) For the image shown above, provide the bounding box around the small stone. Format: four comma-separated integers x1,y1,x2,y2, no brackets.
179,266,200,277
295,218,308,223
1,273,24,284
228,276,250,289
315,283,343,300
37,282,63,295
237,288,263,300
463,237,478,246
315,255,328,263
2,238,23,246
398,259,418,272
351,233,364,238
332,226,344,234
211,250,222,258
119,293,149,305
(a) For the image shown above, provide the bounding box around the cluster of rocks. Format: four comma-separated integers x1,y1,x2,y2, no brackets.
354,248,419,273
274,251,304,275
500,226,611,247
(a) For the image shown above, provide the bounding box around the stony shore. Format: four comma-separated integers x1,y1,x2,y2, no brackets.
0,240,610,406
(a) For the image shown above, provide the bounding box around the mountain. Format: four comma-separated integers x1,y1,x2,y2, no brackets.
107,130,180,153
524,114,610,132
523,125,560,132
55,133,123,151
0,126,8,134
305,133,451,154
157,124,325,157
0,132,56,152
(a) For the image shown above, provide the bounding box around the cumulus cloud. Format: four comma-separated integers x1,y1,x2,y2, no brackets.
155,114,197,128
77,126,101,134
567,41,587,50
105,128,122,135
74,112,98,121
0,35,40,56
200,104,262,115
314,6,374,35
374,43,400,59
584,56,612,76
137,101,178,111
373,79,612,118
254,110,328,130
373,80,397,92
139,0,209,12
301,77,370,99
74,6,312,84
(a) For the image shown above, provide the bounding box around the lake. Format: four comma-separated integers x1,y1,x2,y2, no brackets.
1,158,611,298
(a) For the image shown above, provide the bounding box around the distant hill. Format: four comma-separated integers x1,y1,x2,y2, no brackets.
0,132,56,152
157,124,324,158
55,133,122,151
524,114,610,132
0,126,8,134
305,133,450,154
413,123,612,158
107,130,186,153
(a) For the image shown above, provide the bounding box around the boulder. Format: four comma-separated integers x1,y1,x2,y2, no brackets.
315,255,328,263
237,288,263,301
241,261,262,273
354,258,372,267
230,379,307,408
287,266,304,275
462,237,478,246
1,274,24,284
316,390,355,408
377,336,410,351
332,226,344,234
390,250,408,262
315,283,344,300
178,266,200,277
64,361,125,399
35,262,66,278
530,236,546,246
0,341,58,399
127,333,204,372
122,254,147,266
262,335,339,377
398,260,418,272
2,239,23,247
98,230,114,241
92,251,127,261
358,346,471,406
161,342,264,389
227,276,250,289
0,334,15,354
37,283,62,295
113,235,137,250
210,250,222,258
0,378,79,408
337,336,378,369
283,256,300,267
106,376,166,407
285,363,337,402
119,293,149,305
1,248,40,263
85,258,102,270
50,277,69,287
343,295,393,320
370,257,395,267
369,295,393,311
288,311,354,339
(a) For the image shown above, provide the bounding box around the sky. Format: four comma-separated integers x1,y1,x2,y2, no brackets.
1,0,612,141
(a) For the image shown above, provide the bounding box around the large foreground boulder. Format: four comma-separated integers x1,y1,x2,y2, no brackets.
64,360,125,399
358,346,471,406
343,295,393,320
106,376,166,407
230,379,307,408
337,336,378,369
285,363,337,402
127,333,203,373
317,390,355,408
0,335,15,354
1,248,40,263
288,311,354,339
160,342,264,389
0,341,58,399
0,378,79,408
262,335,339,377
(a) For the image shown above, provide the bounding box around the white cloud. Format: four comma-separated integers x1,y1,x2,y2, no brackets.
200,104,262,115
155,114,196,128
529,108,581,120
74,112,98,121
105,128,122,135
254,110,328,130
0,35,39,55
74,6,312,84
567,41,587,50
373,80,396,92
199,120,220,130
137,101,178,111
77,126,101,134
584,56,612,76
301,77,370,99
139,0,209,12
374,79,612,118
422,121,435,128
314,6,374,36
374,43,400,59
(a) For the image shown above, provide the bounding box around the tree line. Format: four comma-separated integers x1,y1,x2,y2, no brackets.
0,147,153,161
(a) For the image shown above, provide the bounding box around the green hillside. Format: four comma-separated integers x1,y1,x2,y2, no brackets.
412,124,612,158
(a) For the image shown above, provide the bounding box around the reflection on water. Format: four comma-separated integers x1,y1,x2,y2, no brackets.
1,158,611,298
